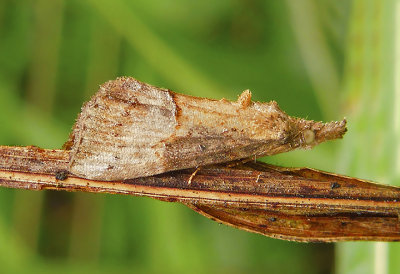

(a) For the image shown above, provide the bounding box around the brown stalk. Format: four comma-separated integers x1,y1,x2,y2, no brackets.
1,145,399,242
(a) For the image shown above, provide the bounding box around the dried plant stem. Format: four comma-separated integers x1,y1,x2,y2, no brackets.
1,145,400,242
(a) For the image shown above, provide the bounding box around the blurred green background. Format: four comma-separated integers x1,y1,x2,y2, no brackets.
0,0,399,273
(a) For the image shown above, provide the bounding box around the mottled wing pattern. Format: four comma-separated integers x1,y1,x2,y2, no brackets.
69,78,177,180
68,77,347,181
160,97,286,171
69,78,288,180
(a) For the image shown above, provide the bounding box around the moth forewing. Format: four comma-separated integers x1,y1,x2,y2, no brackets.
68,77,347,181
69,79,178,180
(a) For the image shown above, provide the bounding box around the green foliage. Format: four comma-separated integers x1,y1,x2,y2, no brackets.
0,0,397,273
335,1,399,274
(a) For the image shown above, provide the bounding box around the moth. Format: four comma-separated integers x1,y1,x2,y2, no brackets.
65,77,347,181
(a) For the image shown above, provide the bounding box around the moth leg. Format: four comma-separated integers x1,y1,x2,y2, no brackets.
189,157,254,185
188,167,201,185
226,157,256,168
226,158,264,184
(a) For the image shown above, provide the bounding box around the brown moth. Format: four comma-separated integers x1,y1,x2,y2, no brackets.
66,77,347,181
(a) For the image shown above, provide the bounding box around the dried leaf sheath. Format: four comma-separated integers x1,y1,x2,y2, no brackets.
186,164,400,242
67,77,347,180
1,146,399,242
